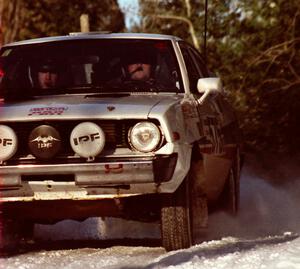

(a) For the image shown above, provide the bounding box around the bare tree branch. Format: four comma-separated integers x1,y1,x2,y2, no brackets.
239,37,300,93
184,0,191,17
153,14,200,49
251,38,300,66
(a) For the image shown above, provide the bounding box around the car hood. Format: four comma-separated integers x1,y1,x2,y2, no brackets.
0,94,181,122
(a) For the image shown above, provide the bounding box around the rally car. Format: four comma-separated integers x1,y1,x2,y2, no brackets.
0,33,242,251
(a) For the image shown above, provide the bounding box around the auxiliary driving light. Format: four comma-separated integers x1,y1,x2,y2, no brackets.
0,125,17,161
70,122,105,159
28,125,61,159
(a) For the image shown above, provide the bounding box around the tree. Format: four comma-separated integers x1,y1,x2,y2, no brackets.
0,0,25,45
0,0,125,45
137,0,300,153
235,0,300,152
138,0,205,49
0,0,3,46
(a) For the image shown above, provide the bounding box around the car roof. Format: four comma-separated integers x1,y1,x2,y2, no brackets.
3,33,183,48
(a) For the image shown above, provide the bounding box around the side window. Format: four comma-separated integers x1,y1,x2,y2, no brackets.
189,48,209,78
179,44,200,92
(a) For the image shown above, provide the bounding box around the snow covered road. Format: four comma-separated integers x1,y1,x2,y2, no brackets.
2,157,300,269
1,233,300,269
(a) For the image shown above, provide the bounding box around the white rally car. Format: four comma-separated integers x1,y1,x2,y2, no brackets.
0,33,242,251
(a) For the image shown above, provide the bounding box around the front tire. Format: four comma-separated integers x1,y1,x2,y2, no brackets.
161,180,191,251
161,162,208,251
0,218,34,252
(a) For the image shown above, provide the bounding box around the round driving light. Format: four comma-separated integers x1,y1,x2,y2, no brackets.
28,125,61,159
128,122,161,153
0,125,18,161
70,122,105,158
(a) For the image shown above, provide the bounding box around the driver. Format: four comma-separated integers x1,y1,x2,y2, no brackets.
126,61,151,81
123,48,156,82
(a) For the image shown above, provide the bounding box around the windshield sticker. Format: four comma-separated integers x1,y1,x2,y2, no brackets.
28,107,68,116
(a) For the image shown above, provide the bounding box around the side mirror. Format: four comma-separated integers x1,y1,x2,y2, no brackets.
197,77,222,105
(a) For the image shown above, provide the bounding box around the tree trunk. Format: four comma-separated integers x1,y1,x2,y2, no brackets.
0,0,4,47
1,0,23,45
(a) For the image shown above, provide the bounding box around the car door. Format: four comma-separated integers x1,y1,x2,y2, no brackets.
179,42,237,203
179,42,224,154
189,45,242,156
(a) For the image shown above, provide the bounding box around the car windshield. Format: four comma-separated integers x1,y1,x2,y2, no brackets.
0,39,183,99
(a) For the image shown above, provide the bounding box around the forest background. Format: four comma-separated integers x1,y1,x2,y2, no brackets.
1,0,299,155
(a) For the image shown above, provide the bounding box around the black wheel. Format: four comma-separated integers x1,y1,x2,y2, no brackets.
223,148,241,215
0,218,34,252
161,179,191,251
161,160,208,251
20,221,35,243
225,168,238,214
0,219,21,251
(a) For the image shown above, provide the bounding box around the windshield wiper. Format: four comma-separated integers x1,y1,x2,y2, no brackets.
85,92,131,98
116,80,161,92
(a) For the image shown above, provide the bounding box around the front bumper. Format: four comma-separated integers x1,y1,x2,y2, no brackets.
0,154,177,202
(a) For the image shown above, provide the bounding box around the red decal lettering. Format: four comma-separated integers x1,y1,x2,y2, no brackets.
104,164,123,174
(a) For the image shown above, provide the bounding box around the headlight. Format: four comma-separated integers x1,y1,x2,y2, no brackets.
128,122,162,153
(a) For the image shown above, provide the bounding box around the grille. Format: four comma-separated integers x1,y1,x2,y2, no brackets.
4,120,129,164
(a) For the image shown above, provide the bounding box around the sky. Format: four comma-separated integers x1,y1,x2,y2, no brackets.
117,0,140,29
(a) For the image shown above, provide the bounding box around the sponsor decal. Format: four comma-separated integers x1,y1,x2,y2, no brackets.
181,101,198,119
28,107,68,116
30,135,60,149
0,138,13,146
105,164,123,174
181,100,201,140
200,116,225,154
73,133,100,146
